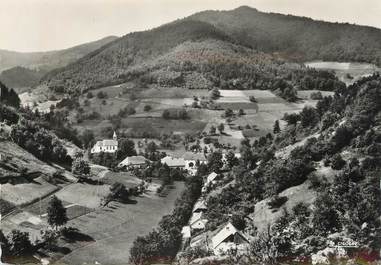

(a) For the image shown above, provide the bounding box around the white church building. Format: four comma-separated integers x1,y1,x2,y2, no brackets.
91,131,118,154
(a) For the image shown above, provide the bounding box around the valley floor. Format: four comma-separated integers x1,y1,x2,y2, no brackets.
59,181,185,265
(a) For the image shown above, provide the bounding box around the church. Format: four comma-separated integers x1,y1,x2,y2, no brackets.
91,131,118,154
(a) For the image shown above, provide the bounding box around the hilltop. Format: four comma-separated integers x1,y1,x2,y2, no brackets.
38,6,381,95
190,6,381,64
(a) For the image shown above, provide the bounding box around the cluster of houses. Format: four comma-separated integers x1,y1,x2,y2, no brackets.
181,172,250,255
90,133,249,256
90,132,208,175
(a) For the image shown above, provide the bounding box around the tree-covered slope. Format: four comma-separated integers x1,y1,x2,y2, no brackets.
40,21,345,98
197,74,381,263
39,6,381,95
190,6,381,65
41,20,231,93
0,66,44,92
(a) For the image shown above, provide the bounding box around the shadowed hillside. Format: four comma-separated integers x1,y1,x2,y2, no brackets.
0,36,118,72
0,66,44,93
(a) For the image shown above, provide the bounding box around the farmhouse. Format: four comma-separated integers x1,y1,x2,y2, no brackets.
212,222,249,255
183,152,207,174
118,155,149,169
91,131,118,154
161,156,186,168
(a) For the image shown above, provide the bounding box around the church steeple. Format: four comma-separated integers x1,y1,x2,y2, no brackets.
113,131,117,141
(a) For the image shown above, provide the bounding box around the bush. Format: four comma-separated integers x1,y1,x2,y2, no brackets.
300,106,319,128
330,154,346,170
7,230,33,256
96,91,108,99
0,104,19,124
162,109,188,120
268,195,288,209
143,105,152,112
310,91,323,100
231,214,246,230
72,158,90,176
180,247,213,261
210,88,220,100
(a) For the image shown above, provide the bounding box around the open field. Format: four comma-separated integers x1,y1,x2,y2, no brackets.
72,88,326,148
59,181,185,265
122,117,207,136
24,196,91,220
1,169,185,264
139,86,209,99
0,177,59,206
250,181,317,233
55,183,111,209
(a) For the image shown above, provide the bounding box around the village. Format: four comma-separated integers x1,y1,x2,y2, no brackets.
0,86,336,264
89,130,249,257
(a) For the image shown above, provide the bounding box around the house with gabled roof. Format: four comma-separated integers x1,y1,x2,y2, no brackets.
161,155,186,168
189,211,208,231
193,199,207,213
118,155,149,169
212,222,249,255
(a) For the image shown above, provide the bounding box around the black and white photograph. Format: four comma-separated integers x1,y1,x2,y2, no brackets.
0,0,380,264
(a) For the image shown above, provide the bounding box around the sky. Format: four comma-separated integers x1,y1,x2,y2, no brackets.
1,0,380,52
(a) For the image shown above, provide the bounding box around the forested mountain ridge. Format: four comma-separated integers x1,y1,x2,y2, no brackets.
0,36,118,72
0,66,44,93
190,6,381,65
40,17,346,98
40,20,231,93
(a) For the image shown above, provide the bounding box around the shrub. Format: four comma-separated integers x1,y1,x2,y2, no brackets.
143,105,152,112
0,104,19,124
72,158,90,176
231,214,246,230
268,195,288,209
330,154,346,170
96,91,108,99
7,230,33,256
210,88,220,100
310,91,323,100
162,109,188,120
